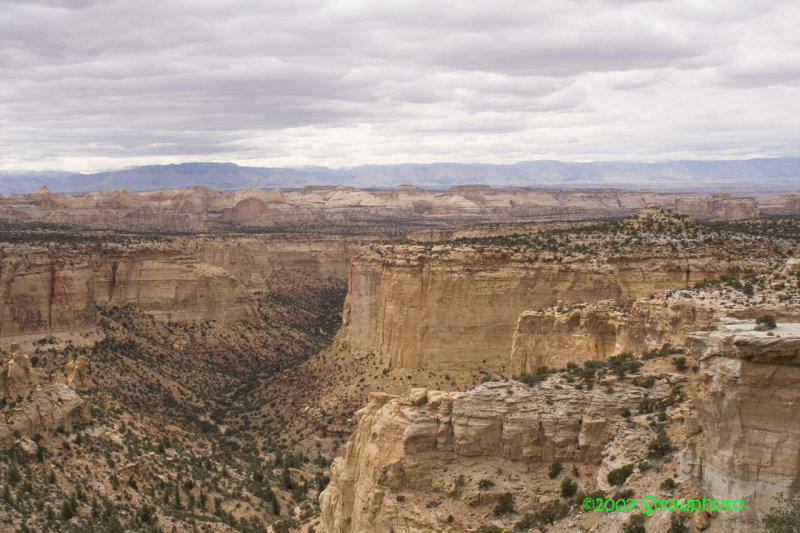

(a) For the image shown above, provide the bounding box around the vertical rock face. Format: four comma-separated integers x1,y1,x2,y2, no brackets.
184,234,370,291
104,257,259,324
674,194,758,221
341,244,761,370
685,321,800,531
510,297,721,373
0,245,259,338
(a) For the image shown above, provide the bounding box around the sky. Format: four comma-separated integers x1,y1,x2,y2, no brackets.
1,0,799,172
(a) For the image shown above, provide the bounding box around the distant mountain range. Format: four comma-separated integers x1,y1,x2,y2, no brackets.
2,158,800,194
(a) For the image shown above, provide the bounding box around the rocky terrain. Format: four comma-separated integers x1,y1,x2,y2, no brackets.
321,256,800,533
340,207,797,371
0,203,799,533
2,185,800,232
1,343,89,447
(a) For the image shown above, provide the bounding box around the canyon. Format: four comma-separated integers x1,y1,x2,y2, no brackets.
1,194,799,533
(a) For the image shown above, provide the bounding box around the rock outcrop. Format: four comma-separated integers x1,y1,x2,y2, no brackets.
65,355,89,390
683,320,800,532
0,344,89,447
0,344,41,399
510,297,719,373
320,378,681,533
675,193,758,221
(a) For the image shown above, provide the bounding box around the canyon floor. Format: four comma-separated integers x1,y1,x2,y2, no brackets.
1,194,799,533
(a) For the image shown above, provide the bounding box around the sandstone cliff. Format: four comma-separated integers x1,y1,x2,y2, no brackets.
0,244,259,339
341,244,765,370
321,375,688,533
184,234,371,291
510,260,800,373
682,320,800,532
674,193,758,221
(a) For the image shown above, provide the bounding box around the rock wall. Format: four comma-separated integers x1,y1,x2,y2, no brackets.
0,244,259,338
684,321,800,532
510,297,720,373
674,193,758,221
341,244,763,370
184,234,370,291
320,379,677,533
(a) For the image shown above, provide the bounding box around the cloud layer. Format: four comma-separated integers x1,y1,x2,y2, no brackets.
1,0,799,171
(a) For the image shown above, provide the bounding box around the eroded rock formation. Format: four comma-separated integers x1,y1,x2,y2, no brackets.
0,244,259,338
0,344,89,447
683,320,800,532
320,378,682,533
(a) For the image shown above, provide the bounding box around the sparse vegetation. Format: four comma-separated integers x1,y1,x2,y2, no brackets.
763,497,800,533
607,464,635,487
756,314,778,330
548,461,563,479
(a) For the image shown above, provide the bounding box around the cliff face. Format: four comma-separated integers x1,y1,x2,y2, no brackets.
0,344,89,447
184,234,370,291
0,244,258,339
510,298,720,373
674,194,758,221
341,245,763,370
683,321,800,532
320,378,682,533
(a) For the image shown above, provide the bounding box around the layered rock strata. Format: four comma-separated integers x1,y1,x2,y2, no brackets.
674,193,758,221
184,234,370,291
320,378,682,533
0,244,258,338
341,244,764,370
683,321,800,532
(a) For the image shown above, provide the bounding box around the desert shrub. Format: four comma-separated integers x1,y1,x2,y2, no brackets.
548,461,562,479
763,497,800,533
672,357,687,372
668,513,687,533
607,464,635,487
623,514,646,533
756,314,777,330
648,430,673,459
660,477,676,490
560,477,577,498
494,492,515,516
632,375,656,388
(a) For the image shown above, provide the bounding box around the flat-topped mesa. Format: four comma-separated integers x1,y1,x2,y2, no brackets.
683,320,800,532
340,242,767,371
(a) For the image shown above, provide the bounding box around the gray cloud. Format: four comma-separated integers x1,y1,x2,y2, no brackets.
0,0,798,171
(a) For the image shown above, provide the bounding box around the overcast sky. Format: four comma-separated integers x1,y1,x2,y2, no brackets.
1,0,799,172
